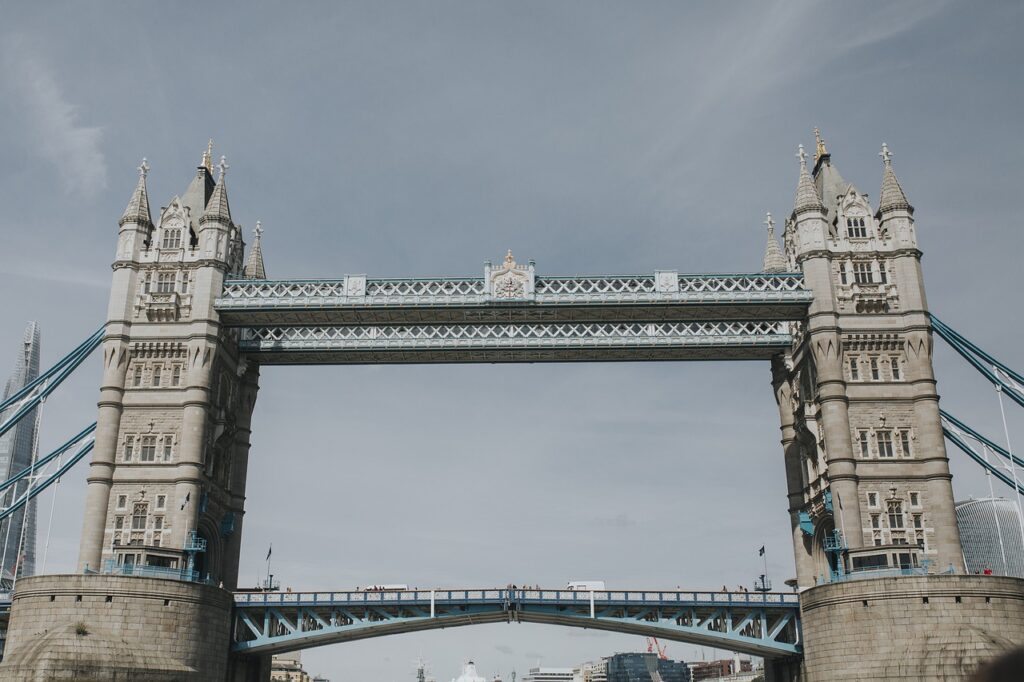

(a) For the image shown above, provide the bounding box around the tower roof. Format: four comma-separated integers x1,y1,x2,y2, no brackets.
200,156,232,226
243,221,266,279
761,212,787,273
793,145,824,215
877,143,914,214
119,159,153,228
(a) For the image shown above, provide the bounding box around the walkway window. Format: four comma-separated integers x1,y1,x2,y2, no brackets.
877,430,895,458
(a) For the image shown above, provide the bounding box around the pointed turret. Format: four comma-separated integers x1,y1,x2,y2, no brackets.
200,156,232,226
761,212,787,273
877,143,913,215
119,158,153,227
243,221,266,279
793,145,824,215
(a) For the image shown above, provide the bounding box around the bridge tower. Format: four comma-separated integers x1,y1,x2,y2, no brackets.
0,152,268,681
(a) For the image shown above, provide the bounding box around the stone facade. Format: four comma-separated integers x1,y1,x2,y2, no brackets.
771,140,963,586
0,574,233,680
800,575,1024,680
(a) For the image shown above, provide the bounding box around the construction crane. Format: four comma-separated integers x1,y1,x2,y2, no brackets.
646,637,668,660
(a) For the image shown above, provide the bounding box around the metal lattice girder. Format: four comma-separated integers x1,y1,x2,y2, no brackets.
216,273,812,326
231,589,801,658
236,321,793,364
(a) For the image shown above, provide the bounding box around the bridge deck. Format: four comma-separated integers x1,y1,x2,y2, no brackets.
232,588,801,658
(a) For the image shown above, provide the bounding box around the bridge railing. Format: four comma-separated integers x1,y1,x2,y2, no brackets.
232,588,799,608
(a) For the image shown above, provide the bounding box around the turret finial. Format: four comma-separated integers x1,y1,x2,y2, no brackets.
796,144,808,167
202,139,214,171
137,157,150,178
814,128,827,160
218,155,229,180
879,142,893,165
254,220,263,239
763,211,775,235
761,211,787,273
504,249,515,267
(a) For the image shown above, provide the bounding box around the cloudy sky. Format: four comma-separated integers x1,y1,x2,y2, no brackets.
2,1,1023,679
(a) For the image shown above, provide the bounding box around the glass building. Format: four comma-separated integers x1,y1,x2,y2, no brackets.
956,497,1024,578
0,322,41,582
606,654,690,682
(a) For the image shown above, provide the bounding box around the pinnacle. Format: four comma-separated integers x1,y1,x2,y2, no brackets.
200,156,232,226
761,212,787,273
243,221,266,279
793,144,824,215
119,158,153,228
877,143,913,214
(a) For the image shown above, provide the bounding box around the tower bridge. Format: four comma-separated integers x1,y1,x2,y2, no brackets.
1,138,1024,681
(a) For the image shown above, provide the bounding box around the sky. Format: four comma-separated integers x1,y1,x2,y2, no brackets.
1,1,1023,679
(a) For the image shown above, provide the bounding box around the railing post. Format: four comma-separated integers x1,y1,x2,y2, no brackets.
430,589,435,618
590,590,595,619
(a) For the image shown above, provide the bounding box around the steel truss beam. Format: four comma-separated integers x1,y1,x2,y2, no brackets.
237,321,793,364
231,589,801,658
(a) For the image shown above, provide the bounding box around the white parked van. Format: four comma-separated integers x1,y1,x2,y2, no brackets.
566,581,605,591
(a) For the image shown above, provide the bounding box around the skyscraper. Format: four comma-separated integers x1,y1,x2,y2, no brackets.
956,497,1024,578
0,322,41,581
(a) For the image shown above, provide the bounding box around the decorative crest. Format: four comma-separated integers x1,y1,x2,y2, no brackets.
487,249,533,299
879,142,892,165
796,144,807,167
202,139,214,171
137,157,150,178
218,155,229,180
814,128,828,160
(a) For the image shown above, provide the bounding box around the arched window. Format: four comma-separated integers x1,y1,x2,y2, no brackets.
161,228,181,249
847,216,868,239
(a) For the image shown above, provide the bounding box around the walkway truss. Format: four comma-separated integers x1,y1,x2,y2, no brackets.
216,272,812,363
231,588,801,658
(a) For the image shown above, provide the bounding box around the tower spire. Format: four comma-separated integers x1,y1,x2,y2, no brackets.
200,156,232,226
814,127,828,162
877,142,913,214
793,144,824,215
761,212,787,273
119,158,153,227
243,221,267,279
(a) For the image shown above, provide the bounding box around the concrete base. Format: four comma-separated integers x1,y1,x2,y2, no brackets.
0,574,234,681
800,575,1024,681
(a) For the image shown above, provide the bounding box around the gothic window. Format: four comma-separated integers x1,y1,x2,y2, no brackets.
877,431,895,458
839,262,849,285
181,271,190,294
156,494,166,510
162,435,173,462
873,531,882,546
123,436,134,462
132,365,143,387
877,262,888,285
909,491,920,508
849,356,860,381
143,272,152,293
859,431,871,457
887,500,905,529
152,364,162,387
114,516,124,530
867,492,879,508
890,357,902,381
912,514,923,530
171,364,182,386
853,262,874,284
871,514,881,529
847,217,868,239
870,357,881,381
116,494,127,509
131,503,148,531
155,272,175,294
161,229,181,249
153,516,163,530
140,436,157,462
900,430,913,458
153,536,161,547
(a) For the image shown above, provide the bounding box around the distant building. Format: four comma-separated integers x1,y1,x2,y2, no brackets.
522,668,575,682
575,659,608,682
688,658,752,681
453,661,487,682
0,322,41,582
271,651,329,682
606,654,690,682
956,497,1024,577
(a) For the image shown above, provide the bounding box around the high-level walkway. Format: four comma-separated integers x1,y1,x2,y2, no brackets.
231,587,801,658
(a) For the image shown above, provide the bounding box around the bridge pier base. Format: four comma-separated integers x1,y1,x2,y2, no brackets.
0,574,234,681
228,653,271,682
799,575,1024,681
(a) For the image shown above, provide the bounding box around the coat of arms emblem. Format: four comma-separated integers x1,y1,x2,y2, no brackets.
487,250,534,299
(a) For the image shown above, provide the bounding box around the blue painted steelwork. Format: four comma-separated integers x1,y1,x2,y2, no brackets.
0,436,94,522
931,315,1024,410
798,511,814,536
100,559,208,584
231,588,801,658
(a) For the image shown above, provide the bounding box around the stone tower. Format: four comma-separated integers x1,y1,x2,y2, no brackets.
771,134,963,586
77,152,261,589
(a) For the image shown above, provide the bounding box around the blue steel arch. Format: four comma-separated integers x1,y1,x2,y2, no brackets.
231,588,800,659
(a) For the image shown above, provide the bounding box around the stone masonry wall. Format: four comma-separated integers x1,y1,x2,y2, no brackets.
800,575,1024,681
0,574,233,681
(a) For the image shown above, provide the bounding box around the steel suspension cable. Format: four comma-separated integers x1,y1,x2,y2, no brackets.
0,439,94,523
942,425,1024,495
995,384,1024,556
931,316,1024,387
941,411,1024,469
0,328,103,414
